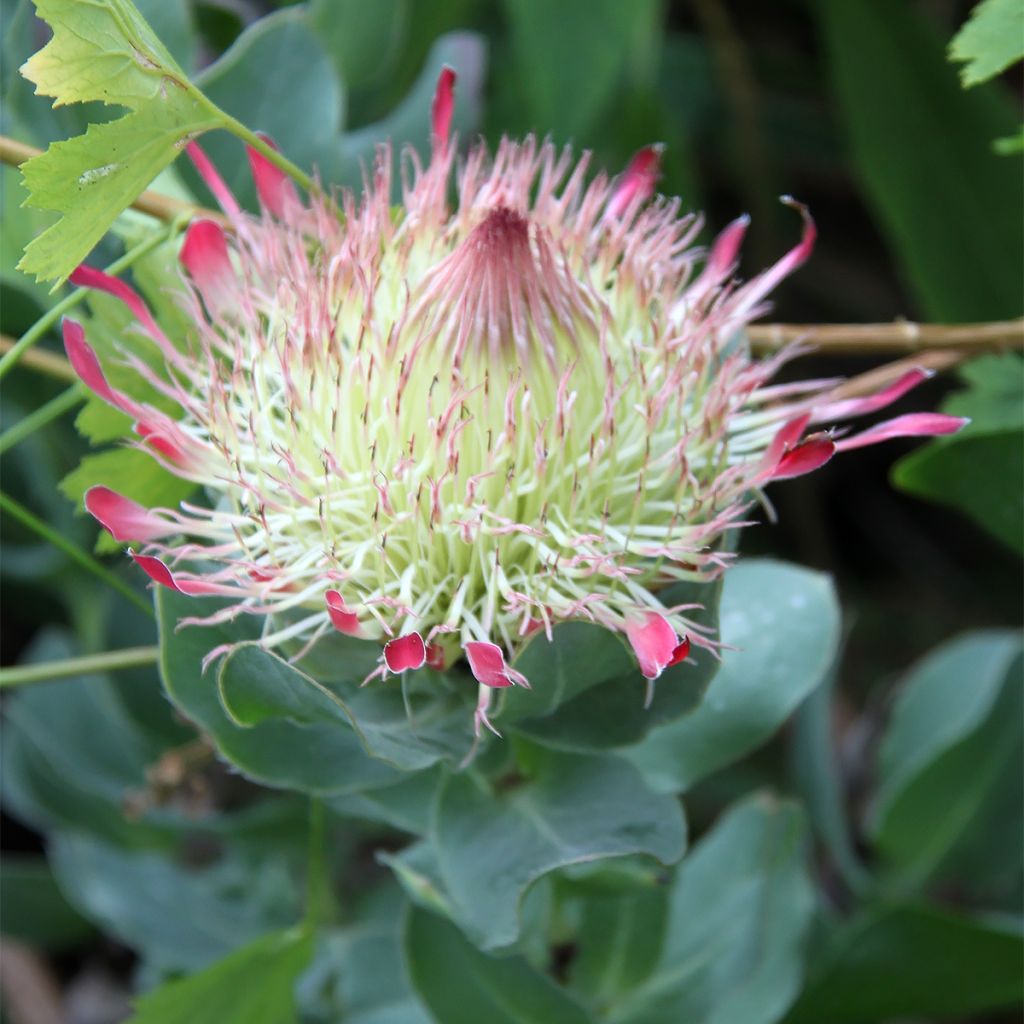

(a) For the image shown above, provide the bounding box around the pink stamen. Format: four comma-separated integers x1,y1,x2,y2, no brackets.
835,413,968,452
606,144,663,220
69,265,176,357
129,552,241,596
247,133,299,218
814,368,934,423
186,141,241,217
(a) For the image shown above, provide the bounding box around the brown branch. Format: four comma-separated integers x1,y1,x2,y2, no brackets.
0,940,63,1024
0,334,77,382
747,319,1024,355
0,135,229,227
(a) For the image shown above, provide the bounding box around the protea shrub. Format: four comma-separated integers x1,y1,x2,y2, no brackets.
66,69,964,738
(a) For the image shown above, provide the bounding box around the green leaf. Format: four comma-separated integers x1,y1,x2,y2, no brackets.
157,588,402,795
328,766,444,835
818,0,1023,320
608,796,814,1024
431,749,685,950
870,630,1023,887
50,833,302,977
21,0,188,107
307,0,408,95
507,579,722,751
127,928,313,1024
894,354,1024,553
500,0,661,141
298,884,431,1024
19,100,220,284
785,904,1024,1023
568,888,668,1010
994,125,1024,154
191,9,342,211
949,0,1024,87
404,906,595,1024
17,0,223,283
626,560,840,793
217,641,475,771
0,856,93,950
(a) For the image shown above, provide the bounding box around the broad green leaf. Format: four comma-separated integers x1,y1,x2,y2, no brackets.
626,560,840,793
127,927,313,1024
608,796,814,1024
818,0,1023,320
50,833,301,977
785,904,1024,1023
789,668,871,895
308,0,408,95
217,641,474,771
870,630,1023,886
0,856,93,950
192,9,342,211
568,888,668,1010
894,354,1024,553
19,101,219,283
328,766,444,835
404,906,594,1024
157,588,402,795
508,579,722,751
500,0,661,141
298,884,431,1024
379,841,454,919
432,749,685,950
498,622,637,724
949,0,1024,86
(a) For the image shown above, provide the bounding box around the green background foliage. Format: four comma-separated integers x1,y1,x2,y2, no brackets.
1,1,1021,1022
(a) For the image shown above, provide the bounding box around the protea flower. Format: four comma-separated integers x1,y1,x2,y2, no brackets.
68,69,965,734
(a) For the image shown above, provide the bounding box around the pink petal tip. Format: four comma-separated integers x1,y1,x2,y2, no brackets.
625,611,681,680
432,66,456,152
384,632,427,673
325,590,362,636
465,641,528,688
84,486,171,543
247,133,299,218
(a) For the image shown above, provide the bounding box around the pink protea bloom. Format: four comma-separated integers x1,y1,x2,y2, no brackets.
69,69,965,733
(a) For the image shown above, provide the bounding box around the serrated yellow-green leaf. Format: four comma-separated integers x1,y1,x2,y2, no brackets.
949,0,1024,87
21,0,188,108
17,0,226,284
17,101,219,283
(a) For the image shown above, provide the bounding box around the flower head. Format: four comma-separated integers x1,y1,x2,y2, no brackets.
68,69,965,730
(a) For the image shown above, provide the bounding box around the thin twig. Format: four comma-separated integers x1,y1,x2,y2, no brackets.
0,135,228,226
747,319,1024,355
0,646,160,688
0,218,188,382
0,491,153,617
0,384,83,456
0,333,77,382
